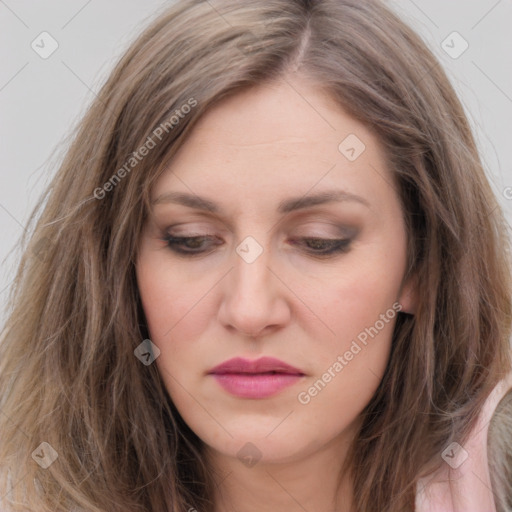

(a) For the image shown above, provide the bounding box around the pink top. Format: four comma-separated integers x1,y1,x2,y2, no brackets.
415,370,512,512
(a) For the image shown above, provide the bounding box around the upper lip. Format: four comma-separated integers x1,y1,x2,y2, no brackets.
208,357,304,375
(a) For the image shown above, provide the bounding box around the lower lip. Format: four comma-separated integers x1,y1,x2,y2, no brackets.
211,373,303,399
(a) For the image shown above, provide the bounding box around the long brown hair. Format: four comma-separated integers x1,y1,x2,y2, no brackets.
1,1,511,511
488,389,512,512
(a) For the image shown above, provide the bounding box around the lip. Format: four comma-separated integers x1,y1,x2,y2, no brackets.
209,356,303,375
208,357,305,399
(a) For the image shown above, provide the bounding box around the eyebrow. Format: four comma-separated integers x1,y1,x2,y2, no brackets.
152,189,370,214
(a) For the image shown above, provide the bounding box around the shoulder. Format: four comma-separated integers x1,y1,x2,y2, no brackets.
415,370,512,512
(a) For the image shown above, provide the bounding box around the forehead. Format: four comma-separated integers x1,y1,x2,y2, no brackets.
172,79,382,165
152,78,398,216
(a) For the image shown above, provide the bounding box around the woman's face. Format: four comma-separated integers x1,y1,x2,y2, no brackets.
136,77,416,466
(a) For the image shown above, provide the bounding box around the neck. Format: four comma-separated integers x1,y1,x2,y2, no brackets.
206,424,359,512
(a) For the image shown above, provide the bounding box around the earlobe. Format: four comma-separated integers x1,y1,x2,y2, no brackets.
398,273,418,315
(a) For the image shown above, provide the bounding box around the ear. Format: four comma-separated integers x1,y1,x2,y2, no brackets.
398,272,418,315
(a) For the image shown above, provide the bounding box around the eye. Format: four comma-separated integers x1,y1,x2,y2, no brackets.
163,234,222,255
162,233,352,258
290,237,352,257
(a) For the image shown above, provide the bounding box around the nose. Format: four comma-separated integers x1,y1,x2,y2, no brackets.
217,239,291,338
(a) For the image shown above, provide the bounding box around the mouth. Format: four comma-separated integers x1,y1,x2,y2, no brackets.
208,356,304,375
208,357,305,399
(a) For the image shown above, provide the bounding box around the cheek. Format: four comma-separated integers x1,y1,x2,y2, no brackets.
136,252,212,343
293,252,404,346
293,285,398,441
136,250,221,406
285,244,404,401
298,283,397,402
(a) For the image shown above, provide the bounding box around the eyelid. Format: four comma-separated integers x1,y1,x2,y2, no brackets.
163,223,227,237
162,234,354,259
291,224,359,239
294,228,356,238
160,216,360,241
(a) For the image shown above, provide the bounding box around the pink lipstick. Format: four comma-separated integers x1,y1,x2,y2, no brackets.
208,357,305,399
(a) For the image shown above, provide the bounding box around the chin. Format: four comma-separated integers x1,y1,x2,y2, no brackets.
208,436,309,467
198,418,326,467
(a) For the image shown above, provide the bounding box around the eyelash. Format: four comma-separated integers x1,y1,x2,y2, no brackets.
162,235,352,258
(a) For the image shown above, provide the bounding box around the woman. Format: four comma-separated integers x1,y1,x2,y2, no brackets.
1,0,511,511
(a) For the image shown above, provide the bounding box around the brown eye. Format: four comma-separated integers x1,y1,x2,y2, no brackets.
163,235,222,255
291,237,352,256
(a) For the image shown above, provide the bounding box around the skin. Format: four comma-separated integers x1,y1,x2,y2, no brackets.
136,75,417,512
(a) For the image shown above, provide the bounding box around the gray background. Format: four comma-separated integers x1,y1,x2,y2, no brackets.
1,0,511,322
